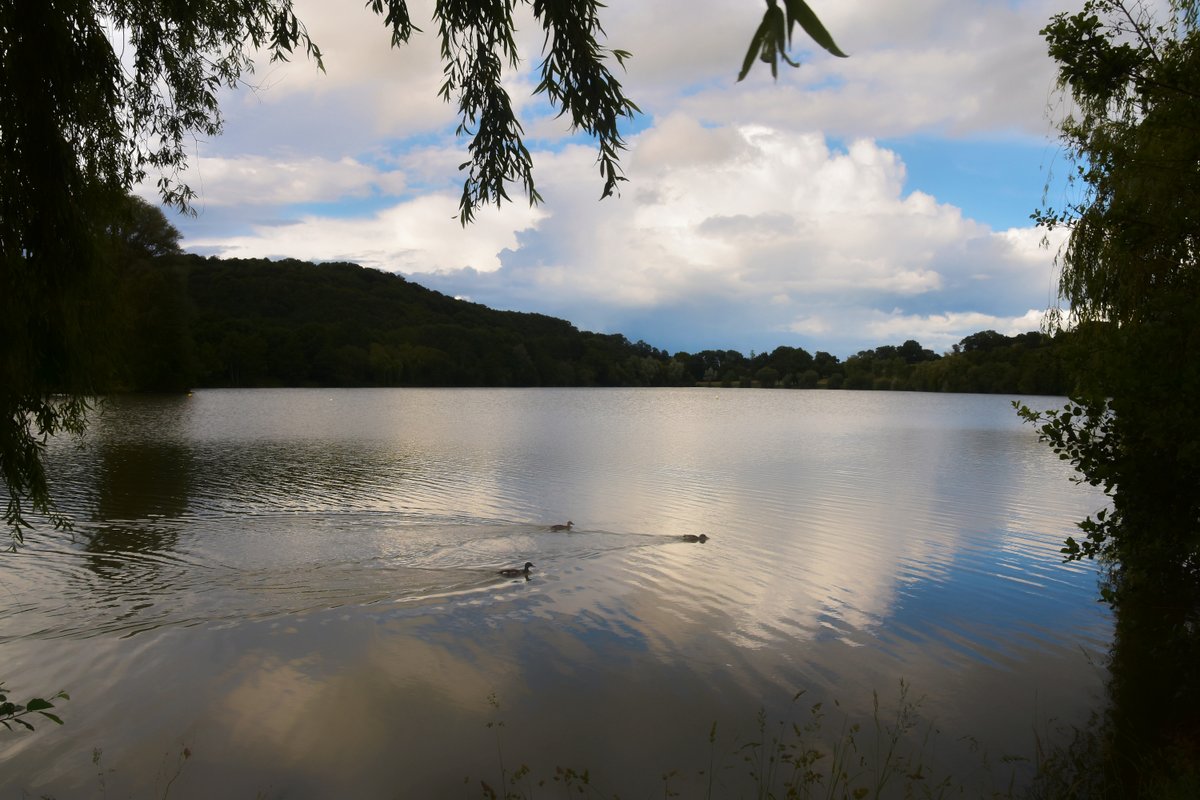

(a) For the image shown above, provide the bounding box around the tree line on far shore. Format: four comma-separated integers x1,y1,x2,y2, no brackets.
114,244,1078,397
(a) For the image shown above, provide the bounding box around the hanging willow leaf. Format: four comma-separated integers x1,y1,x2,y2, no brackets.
738,4,787,80
784,0,847,57
740,0,846,81
738,16,770,81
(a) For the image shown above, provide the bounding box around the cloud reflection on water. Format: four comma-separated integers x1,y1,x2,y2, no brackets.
1,388,1111,798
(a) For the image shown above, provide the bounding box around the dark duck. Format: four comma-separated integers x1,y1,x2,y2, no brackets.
498,561,535,578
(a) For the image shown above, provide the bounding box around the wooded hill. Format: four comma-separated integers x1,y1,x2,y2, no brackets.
118,254,1078,396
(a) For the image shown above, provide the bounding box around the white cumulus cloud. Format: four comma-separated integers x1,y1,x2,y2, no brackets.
160,0,1082,355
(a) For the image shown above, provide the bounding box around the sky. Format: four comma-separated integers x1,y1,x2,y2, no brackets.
155,0,1087,358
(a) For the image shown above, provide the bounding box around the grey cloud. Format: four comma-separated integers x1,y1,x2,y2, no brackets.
698,212,796,239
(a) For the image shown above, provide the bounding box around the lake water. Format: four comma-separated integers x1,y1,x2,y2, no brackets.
0,388,1111,797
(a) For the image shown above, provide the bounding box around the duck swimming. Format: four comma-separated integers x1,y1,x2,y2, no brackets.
549,521,574,531
681,534,709,543
498,561,535,578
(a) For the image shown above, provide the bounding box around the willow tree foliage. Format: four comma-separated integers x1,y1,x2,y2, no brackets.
0,1,842,546
1023,0,1200,598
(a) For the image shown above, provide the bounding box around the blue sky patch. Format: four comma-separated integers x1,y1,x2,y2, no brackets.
883,136,1069,230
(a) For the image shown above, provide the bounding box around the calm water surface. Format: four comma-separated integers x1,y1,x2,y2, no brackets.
0,388,1110,797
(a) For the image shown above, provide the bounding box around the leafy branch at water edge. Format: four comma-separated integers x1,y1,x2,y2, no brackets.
0,682,69,731
1014,399,1121,570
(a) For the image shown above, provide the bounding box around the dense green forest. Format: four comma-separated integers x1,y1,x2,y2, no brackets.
115,252,1078,395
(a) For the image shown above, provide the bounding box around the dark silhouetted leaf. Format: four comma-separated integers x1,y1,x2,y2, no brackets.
784,0,848,57
738,16,773,81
